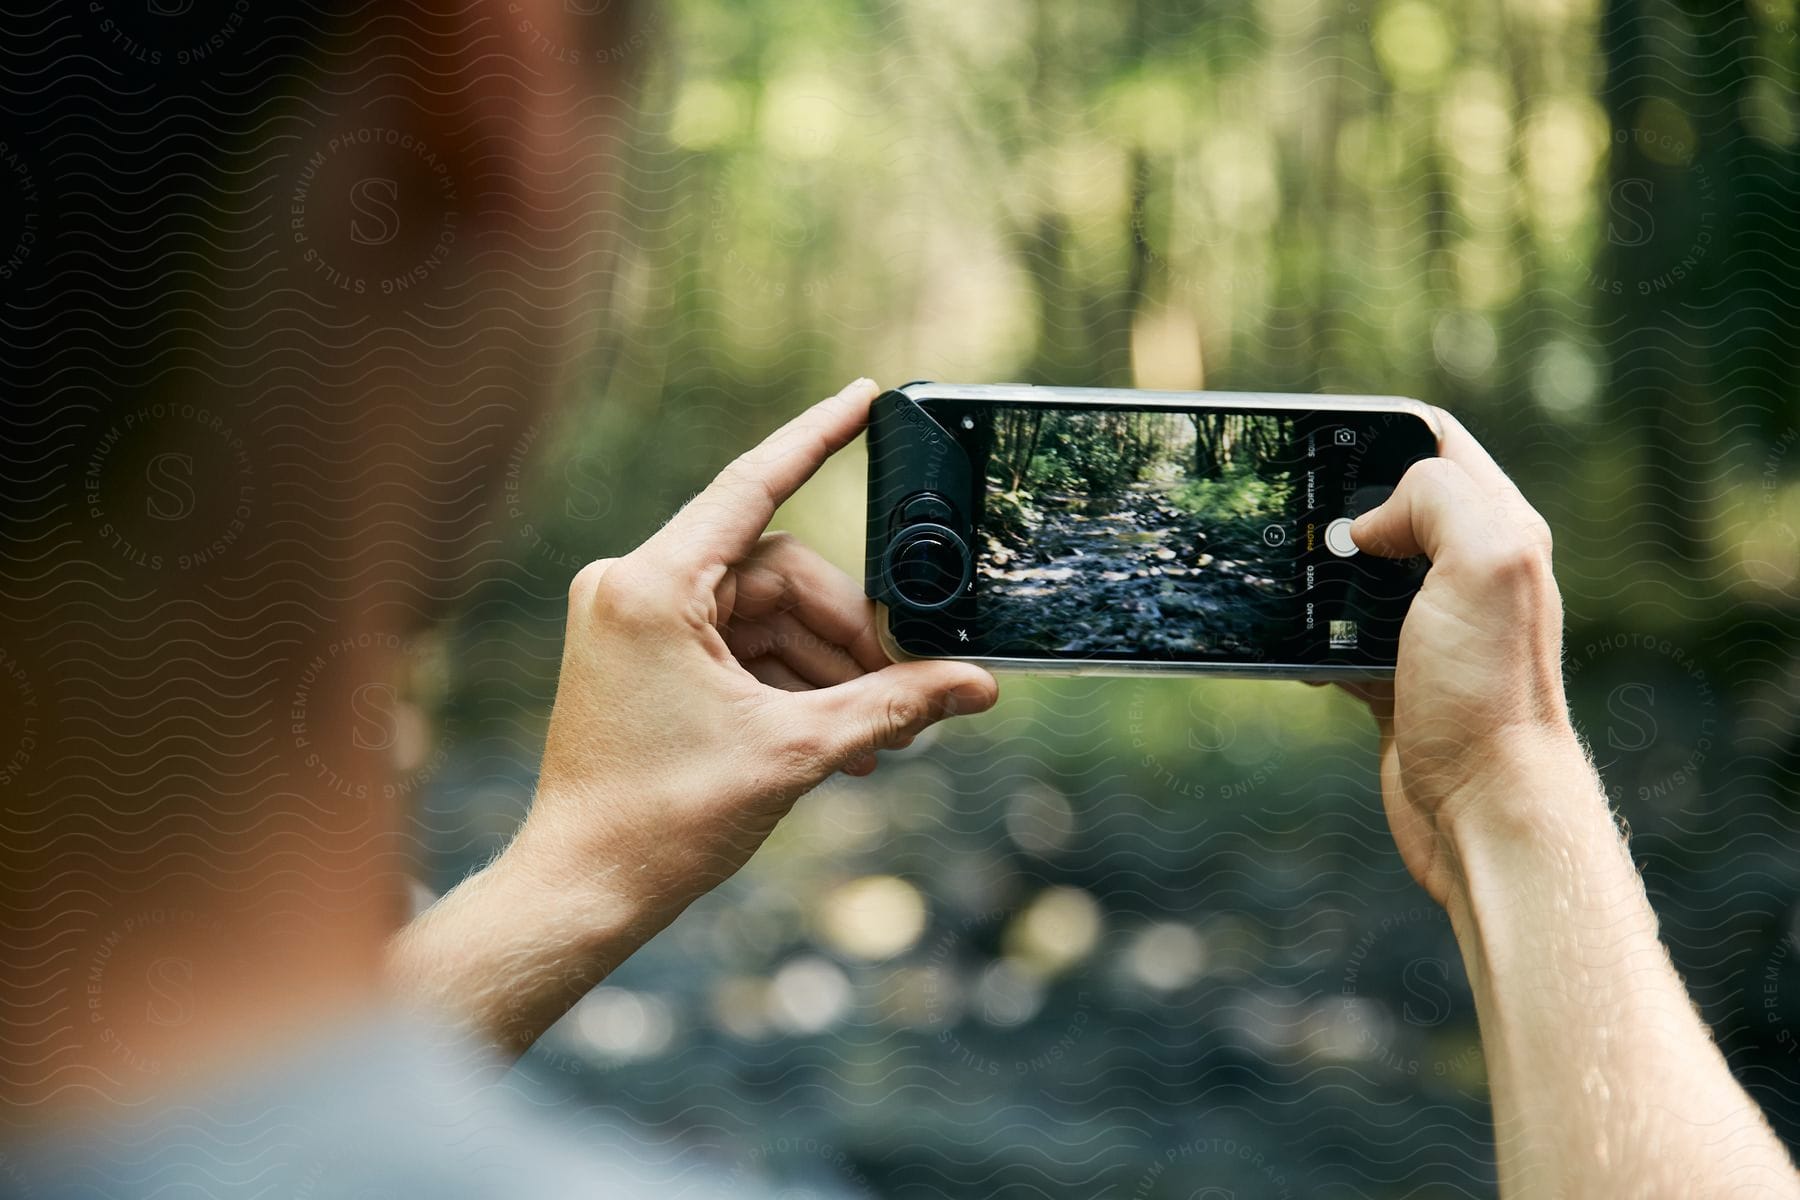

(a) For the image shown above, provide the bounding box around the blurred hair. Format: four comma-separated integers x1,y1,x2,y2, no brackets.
0,0,640,534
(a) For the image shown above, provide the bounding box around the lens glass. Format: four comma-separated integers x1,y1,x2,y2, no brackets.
890,530,965,609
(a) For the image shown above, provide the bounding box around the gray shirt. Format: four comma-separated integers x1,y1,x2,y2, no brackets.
9,1017,765,1200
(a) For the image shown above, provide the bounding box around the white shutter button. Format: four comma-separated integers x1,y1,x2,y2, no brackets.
1324,517,1359,557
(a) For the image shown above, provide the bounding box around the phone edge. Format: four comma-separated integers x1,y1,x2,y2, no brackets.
897,381,1444,441
876,605,1398,681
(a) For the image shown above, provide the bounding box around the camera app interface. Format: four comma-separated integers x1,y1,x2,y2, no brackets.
935,403,1306,663
885,396,1432,667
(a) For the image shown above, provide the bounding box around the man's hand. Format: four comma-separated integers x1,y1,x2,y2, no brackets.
520,376,995,913
1347,410,1798,1198
388,378,996,1054
1345,410,1589,907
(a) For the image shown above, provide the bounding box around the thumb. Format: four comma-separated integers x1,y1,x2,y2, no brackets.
1350,457,1487,563
795,660,998,766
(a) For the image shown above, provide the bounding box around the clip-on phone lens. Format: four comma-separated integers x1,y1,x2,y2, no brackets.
884,524,970,611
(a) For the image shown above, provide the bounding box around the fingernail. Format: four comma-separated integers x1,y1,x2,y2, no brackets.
846,377,876,394
946,683,993,714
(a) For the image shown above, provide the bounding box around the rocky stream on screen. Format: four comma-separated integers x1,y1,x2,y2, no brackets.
978,479,1289,657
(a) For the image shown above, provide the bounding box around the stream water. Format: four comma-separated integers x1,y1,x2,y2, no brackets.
979,482,1289,656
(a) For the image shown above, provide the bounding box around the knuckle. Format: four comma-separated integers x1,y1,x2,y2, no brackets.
1471,536,1554,593
568,558,616,609
1387,457,1446,506
1405,456,1458,492
717,457,778,508
881,693,930,744
1523,512,1554,555
800,426,834,464
777,725,834,776
758,529,797,555
679,587,718,630
1497,538,1548,582
590,561,667,631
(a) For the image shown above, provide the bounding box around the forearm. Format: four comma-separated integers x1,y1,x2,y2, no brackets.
1446,737,1798,1198
386,821,679,1058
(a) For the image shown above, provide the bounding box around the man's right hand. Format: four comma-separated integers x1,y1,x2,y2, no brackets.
1342,413,1799,1198
1347,410,1591,907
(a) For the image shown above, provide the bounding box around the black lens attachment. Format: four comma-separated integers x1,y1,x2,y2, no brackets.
881,522,971,611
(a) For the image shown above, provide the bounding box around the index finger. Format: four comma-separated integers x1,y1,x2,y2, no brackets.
1430,406,1555,547
649,378,880,568
1430,407,1529,509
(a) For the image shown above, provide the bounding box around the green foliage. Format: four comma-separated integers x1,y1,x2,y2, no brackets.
983,486,1037,542
1005,411,1190,497
1164,465,1293,552
1166,466,1289,523
1024,449,1082,494
1029,430,1147,495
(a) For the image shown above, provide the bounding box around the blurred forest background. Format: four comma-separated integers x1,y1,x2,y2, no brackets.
417,0,1800,1195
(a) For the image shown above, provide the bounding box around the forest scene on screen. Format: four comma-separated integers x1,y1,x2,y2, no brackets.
976,408,1295,657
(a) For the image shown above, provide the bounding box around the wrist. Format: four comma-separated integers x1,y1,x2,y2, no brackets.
1438,729,1656,995
401,820,667,1055
498,814,660,947
1439,721,1603,857
1435,723,1635,919
389,801,699,1058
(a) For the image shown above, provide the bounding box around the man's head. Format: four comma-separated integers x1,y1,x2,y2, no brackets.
0,0,643,1110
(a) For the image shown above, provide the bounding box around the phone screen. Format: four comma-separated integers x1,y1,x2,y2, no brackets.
884,398,1434,669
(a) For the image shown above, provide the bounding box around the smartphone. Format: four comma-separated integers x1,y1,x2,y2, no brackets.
865,382,1441,679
